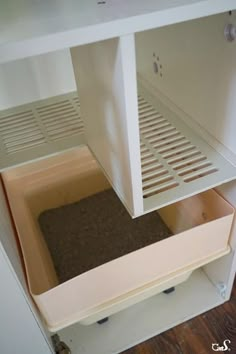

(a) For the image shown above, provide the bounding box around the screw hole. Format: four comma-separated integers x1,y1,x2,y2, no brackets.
153,62,158,74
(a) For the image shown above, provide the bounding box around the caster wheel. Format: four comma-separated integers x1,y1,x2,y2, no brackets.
163,286,175,294
51,334,71,354
97,317,109,324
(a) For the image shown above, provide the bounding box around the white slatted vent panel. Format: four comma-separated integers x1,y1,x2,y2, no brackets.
139,96,216,198
0,109,45,154
138,90,236,209
38,95,83,141
0,93,84,170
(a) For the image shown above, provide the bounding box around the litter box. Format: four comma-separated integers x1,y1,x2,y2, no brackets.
2,146,234,331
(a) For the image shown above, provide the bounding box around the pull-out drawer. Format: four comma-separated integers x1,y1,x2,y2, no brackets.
2,147,234,332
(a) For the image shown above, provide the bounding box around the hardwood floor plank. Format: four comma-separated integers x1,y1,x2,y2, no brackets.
122,278,236,354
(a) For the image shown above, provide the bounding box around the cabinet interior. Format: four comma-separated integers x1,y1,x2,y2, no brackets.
1,12,236,217
0,5,236,354
0,5,236,353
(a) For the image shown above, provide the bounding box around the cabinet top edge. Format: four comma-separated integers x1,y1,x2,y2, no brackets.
0,0,235,64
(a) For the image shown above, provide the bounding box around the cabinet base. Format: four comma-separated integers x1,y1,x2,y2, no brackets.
58,269,224,354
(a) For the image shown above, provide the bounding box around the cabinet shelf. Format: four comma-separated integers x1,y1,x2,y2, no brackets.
57,269,224,354
0,1,235,64
1,88,236,214
139,87,236,213
0,92,85,171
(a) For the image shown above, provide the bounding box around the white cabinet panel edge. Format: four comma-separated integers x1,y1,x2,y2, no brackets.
71,35,143,217
0,249,53,354
0,182,53,354
203,182,236,300
1,1,236,63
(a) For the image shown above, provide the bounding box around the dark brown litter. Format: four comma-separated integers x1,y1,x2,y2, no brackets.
38,189,172,284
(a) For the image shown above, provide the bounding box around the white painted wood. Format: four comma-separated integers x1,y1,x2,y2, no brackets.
0,181,53,354
71,35,143,216
0,250,53,354
203,252,235,300
58,269,223,354
0,50,76,110
136,11,236,157
0,180,26,286
1,1,235,63
0,5,235,352
2,88,236,214
203,182,236,300
217,181,236,250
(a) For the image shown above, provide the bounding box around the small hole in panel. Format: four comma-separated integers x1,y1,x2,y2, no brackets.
184,168,218,182
153,62,159,74
141,158,157,168
178,162,213,177
143,182,179,198
142,169,168,183
141,153,153,161
173,156,207,170
168,151,202,165
150,132,180,145
156,141,190,154
165,146,196,160
142,163,162,174
142,123,172,136
143,176,174,191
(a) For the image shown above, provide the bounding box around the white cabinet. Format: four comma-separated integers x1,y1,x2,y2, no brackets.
0,1,236,353
0,182,54,354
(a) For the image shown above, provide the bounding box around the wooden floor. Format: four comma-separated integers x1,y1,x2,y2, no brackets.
123,278,236,354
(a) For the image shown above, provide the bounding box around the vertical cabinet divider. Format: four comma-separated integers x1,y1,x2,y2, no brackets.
71,34,143,217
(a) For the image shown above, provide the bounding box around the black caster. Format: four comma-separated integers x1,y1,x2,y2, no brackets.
51,334,71,354
97,317,109,324
163,286,175,294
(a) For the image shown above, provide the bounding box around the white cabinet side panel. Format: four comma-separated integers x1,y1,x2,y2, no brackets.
0,50,76,110
71,36,143,216
1,0,236,63
203,182,236,300
0,180,26,286
0,180,53,352
136,11,236,156
0,249,52,354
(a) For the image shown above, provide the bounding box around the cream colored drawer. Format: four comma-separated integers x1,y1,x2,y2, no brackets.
2,146,234,332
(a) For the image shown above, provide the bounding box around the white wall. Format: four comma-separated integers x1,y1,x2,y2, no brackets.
0,49,76,110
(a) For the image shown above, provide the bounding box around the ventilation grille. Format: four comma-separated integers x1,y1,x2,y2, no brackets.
138,89,236,209
0,93,85,170
0,109,45,154
39,95,83,141
0,93,83,155
139,96,217,198
0,89,235,211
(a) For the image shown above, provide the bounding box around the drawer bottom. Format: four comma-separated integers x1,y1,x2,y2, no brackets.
58,268,225,354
